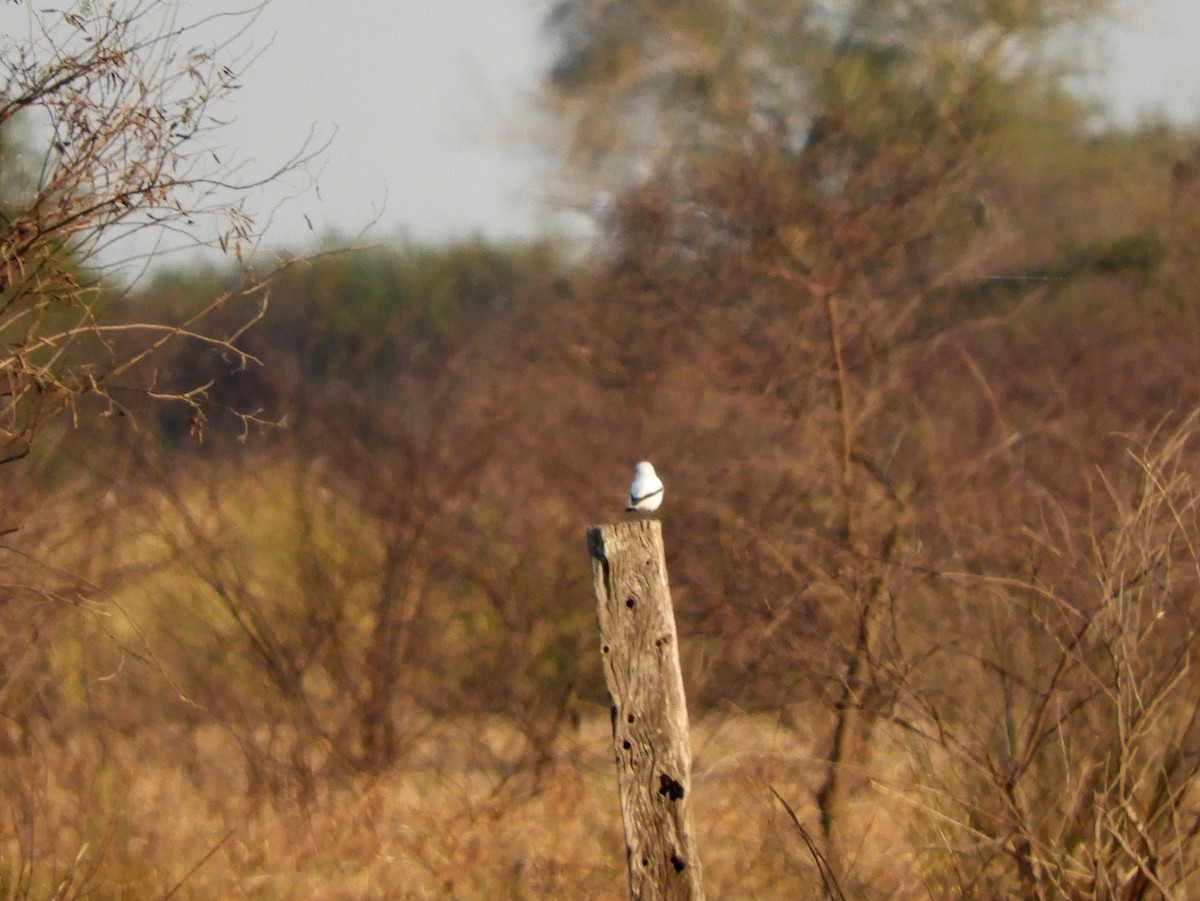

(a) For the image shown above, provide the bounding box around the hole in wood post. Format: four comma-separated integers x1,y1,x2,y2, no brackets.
625,597,636,608
671,854,686,873
601,644,609,653
641,857,650,868
627,713,635,724
622,740,632,750
658,773,685,801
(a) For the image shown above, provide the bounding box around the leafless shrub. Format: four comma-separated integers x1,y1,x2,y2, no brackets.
0,0,322,459
887,413,1200,897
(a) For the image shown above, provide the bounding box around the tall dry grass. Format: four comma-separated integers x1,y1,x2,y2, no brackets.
1,706,846,899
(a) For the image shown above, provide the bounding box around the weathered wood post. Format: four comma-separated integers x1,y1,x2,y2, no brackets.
586,519,705,901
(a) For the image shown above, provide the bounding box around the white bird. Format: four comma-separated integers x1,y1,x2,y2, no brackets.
626,461,664,513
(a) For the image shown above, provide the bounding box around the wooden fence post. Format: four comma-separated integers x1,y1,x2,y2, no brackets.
586,519,705,901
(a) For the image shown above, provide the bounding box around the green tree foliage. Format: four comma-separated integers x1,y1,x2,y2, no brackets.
263,239,556,391
122,238,562,444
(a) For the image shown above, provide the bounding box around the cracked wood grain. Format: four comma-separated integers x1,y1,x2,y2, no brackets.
587,519,705,901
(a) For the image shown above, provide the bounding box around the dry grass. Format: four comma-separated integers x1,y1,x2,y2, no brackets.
1,711,880,899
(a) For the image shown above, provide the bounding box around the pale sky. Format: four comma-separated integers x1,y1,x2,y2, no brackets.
234,0,1200,253
4,0,1200,261
1097,0,1200,123
219,0,554,253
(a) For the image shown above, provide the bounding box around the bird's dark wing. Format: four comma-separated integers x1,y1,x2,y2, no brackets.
630,485,663,504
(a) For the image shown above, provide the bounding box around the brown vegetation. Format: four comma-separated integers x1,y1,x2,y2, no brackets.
6,0,1200,898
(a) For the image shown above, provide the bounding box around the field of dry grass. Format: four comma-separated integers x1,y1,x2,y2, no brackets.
5,707,898,899
0,459,836,898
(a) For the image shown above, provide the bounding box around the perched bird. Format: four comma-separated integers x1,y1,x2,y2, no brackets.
626,461,664,513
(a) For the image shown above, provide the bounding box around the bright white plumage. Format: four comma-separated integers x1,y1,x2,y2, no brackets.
626,461,664,513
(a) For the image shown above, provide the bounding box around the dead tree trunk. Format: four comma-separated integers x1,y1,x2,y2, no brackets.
586,519,705,901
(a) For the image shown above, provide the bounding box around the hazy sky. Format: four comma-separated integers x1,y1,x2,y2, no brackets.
5,0,1200,258
220,0,553,253
236,0,1200,252
1099,0,1200,120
